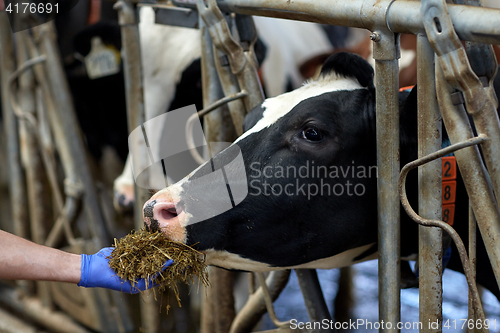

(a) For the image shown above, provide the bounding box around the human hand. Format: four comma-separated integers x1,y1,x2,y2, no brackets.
78,247,173,294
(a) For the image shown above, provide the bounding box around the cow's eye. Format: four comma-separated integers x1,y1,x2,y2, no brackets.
301,127,324,142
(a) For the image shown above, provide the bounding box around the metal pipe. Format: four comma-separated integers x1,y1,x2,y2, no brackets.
200,19,218,333
115,1,159,332
468,205,479,333
0,306,37,333
170,0,500,45
186,91,248,165
45,197,80,248
0,12,32,295
19,40,81,248
295,269,334,331
34,22,108,245
0,13,29,240
374,30,401,332
416,34,443,333
230,270,291,333
15,30,53,309
199,18,237,333
197,0,264,113
213,46,247,136
256,272,290,328
0,283,92,333
436,64,500,292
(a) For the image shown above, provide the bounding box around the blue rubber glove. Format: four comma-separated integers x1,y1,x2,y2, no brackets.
78,247,173,294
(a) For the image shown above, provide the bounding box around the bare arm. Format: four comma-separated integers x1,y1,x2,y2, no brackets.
0,229,81,284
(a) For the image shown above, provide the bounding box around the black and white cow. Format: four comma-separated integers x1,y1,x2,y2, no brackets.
143,52,499,300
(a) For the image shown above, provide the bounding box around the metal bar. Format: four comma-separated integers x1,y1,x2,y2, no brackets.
421,0,500,213
197,0,264,113
417,34,443,333
374,30,400,332
0,13,29,240
0,12,33,295
213,46,247,136
34,22,108,245
436,64,500,292
230,271,291,333
186,91,248,165
22,37,82,249
466,51,500,213
0,306,37,333
295,269,334,331
154,5,199,29
200,18,217,333
199,17,237,333
168,0,500,45
115,1,159,332
0,283,91,333
15,30,53,310
468,205,479,333
256,273,290,328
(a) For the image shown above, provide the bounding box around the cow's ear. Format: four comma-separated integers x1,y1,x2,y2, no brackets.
319,52,374,89
243,104,266,133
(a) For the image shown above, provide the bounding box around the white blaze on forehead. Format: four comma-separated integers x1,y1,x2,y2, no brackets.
235,74,364,144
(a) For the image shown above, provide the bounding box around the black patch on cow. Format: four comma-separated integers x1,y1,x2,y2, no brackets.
169,59,204,112
319,52,375,89
66,63,129,162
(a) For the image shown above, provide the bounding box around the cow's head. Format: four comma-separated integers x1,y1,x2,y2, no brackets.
143,53,381,271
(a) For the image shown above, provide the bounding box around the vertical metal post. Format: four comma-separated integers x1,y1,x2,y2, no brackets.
373,30,401,332
0,13,29,240
417,35,443,333
16,30,53,308
0,11,33,296
468,205,479,333
295,269,334,331
435,65,500,289
115,2,159,332
199,18,237,333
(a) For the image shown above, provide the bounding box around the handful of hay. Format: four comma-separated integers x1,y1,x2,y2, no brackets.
108,228,209,304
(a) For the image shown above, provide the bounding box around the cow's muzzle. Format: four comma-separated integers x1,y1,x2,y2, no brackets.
142,191,187,243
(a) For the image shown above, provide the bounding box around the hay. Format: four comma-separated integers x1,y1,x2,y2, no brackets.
108,228,209,305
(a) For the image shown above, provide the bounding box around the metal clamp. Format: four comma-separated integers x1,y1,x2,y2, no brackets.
196,0,264,112
421,0,500,205
196,0,246,75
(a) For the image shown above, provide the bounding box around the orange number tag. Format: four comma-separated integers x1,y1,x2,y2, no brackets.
442,156,457,181
442,181,457,205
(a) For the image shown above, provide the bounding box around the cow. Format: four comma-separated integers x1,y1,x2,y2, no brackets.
141,52,500,301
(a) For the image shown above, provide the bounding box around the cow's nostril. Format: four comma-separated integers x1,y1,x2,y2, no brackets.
160,208,178,220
